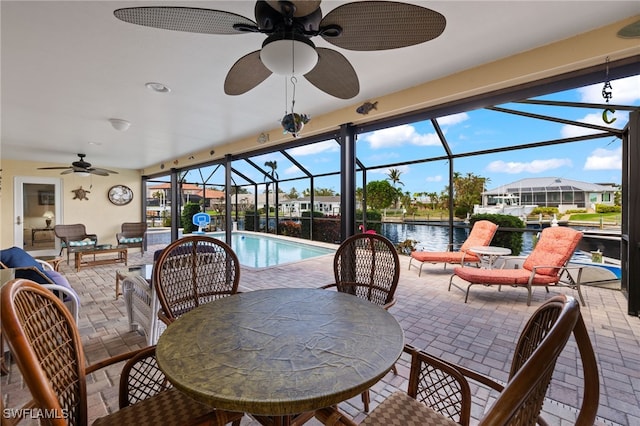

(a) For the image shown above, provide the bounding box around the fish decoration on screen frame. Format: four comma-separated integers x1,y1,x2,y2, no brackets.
357,101,378,115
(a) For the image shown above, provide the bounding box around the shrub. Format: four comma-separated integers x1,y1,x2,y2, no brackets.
244,211,256,231
181,202,202,234
278,220,301,237
530,207,559,216
470,213,525,256
396,239,418,255
595,204,621,213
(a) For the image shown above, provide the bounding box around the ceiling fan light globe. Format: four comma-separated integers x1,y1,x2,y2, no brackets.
261,38,318,75
74,171,91,177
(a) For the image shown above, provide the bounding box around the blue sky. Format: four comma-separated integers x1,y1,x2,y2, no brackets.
188,75,639,197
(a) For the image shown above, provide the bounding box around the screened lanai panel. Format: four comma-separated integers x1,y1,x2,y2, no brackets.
232,151,307,184
357,119,448,169
284,139,341,177
452,76,636,156
454,135,622,209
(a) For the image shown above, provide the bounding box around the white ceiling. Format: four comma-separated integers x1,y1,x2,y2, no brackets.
2,1,638,171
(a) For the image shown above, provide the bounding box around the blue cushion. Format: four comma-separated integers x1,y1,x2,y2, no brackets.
44,270,76,302
119,237,143,244
1,246,48,284
68,239,96,247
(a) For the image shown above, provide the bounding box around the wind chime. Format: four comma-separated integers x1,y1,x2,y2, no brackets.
280,35,310,138
281,76,310,138
601,57,616,125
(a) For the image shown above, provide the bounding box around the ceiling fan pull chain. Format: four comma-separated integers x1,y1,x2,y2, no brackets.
290,76,298,114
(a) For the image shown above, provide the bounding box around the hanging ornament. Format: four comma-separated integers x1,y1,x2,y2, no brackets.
601,57,616,125
280,76,310,138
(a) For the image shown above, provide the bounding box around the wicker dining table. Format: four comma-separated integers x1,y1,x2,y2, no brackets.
156,287,404,426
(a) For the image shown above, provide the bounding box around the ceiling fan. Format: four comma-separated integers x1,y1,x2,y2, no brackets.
113,1,446,99
37,154,118,176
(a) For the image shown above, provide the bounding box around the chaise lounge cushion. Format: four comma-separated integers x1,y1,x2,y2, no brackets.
453,267,560,286
411,251,480,263
523,227,582,276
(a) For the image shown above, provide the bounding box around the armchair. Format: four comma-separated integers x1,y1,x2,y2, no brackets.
54,223,98,264
153,236,241,326
117,222,148,255
318,295,599,426
320,233,400,412
0,279,243,426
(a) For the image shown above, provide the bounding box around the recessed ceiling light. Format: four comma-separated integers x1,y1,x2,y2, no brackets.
145,82,171,93
109,118,131,131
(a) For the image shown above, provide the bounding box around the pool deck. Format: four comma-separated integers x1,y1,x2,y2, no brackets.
2,243,640,425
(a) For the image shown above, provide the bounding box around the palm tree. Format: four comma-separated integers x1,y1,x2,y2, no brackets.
386,168,404,188
386,168,404,209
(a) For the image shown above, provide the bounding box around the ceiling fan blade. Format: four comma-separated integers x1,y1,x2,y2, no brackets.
87,169,110,176
304,48,359,99
37,166,73,170
60,169,74,175
265,1,321,17
90,167,118,175
224,50,272,95
114,7,257,35
320,1,446,51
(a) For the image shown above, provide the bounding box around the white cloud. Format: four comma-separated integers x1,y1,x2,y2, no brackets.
577,75,640,104
437,112,469,126
425,175,443,182
584,146,621,170
363,124,441,149
288,140,339,156
486,158,572,174
284,165,301,175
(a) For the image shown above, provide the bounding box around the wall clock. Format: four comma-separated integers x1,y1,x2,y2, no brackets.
108,185,133,205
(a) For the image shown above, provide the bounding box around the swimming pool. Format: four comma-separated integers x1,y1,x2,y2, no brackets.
210,232,335,268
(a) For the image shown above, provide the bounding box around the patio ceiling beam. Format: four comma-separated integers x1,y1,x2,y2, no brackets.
516,99,639,111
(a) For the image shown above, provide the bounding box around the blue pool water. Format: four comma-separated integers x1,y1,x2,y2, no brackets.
211,232,335,268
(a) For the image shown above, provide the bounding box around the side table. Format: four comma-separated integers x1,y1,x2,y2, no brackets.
470,246,511,269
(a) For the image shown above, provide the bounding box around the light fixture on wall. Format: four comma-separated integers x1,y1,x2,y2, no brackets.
109,118,131,131
43,211,54,228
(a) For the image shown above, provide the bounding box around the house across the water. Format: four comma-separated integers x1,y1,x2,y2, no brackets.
478,177,618,214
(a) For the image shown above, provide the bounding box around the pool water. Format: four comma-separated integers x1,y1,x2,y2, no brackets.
212,232,335,268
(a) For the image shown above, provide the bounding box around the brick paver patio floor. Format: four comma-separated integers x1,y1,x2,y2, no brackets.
2,243,639,425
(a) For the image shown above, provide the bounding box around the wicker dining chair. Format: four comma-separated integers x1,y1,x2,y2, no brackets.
341,294,599,426
0,279,244,426
320,233,401,412
153,235,241,325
